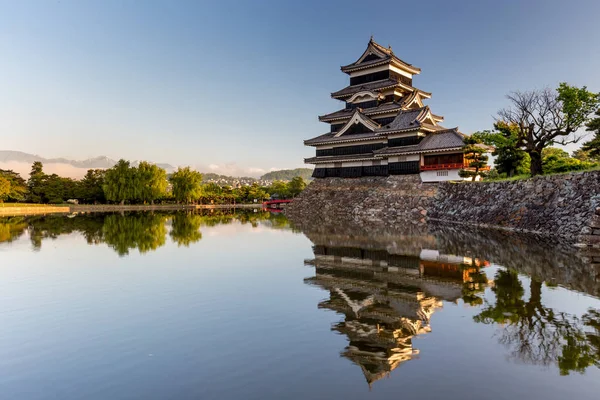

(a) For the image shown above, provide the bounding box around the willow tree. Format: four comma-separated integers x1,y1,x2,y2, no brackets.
103,159,135,205
497,83,599,176
137,161,167,204
169,167,203,204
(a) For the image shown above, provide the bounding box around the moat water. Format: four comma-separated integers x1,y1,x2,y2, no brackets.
1,210,599,400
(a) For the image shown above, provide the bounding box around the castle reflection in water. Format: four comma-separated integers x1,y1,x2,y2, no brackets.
304,243,490,386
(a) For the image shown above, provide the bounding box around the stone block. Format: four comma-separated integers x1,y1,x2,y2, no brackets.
581,235,600,245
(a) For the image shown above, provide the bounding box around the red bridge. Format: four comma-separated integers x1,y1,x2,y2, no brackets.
263,200,292,208
262,199,292,211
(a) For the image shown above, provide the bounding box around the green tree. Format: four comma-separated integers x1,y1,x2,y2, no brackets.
473,122,530,176
581,109,600,159
40,174,76,204
103,160,135,205
288,177,307,197
78,169,106,204
0,176,11,202
170,213,203,246
247,183,269,203
498,83,600,176
28,161,46,203
459,136,489,179
0,170,28,202
136,162,167,204
542,147,594,174
572,148,598,163
170,167,203,204
269,180,290,199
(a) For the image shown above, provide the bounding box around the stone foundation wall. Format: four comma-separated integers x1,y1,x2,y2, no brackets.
430,170,600,245
286,175,438,225
287,170,600,245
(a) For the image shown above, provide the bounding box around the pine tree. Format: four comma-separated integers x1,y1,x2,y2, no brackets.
459,136,489,180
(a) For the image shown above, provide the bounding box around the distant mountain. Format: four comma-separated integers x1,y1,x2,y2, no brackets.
260,168,313,181
0,150,175,172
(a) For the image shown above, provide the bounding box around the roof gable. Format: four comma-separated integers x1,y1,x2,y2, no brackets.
334,110,381,137
418,128,465,151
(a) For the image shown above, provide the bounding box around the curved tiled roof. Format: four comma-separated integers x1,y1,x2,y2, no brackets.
305,154,380,164
373,128,465,157
331,79,402,99
319,102,403,122
304,132,381,146
340,38,420,74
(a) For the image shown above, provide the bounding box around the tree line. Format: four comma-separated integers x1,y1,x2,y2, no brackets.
0,160,307,204
464,83,600,179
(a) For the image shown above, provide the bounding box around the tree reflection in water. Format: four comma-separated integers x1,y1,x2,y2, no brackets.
474,269,600,375
0,209,291,256
102,213,168,256
170,213,202,247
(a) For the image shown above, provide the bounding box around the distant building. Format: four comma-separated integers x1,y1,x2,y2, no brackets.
305,38,480,182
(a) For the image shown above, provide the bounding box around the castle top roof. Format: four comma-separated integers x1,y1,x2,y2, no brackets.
341,38,421,75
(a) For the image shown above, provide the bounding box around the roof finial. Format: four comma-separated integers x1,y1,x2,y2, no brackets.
370,34,374,41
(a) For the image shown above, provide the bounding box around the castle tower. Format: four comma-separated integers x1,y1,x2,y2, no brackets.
305,38,472,182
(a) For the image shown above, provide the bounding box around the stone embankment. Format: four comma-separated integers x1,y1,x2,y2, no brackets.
430,171,600,246
0,205,70,216
286,175,437,224
286,170,600,246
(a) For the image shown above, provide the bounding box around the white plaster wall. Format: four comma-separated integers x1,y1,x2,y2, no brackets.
420,169,464,182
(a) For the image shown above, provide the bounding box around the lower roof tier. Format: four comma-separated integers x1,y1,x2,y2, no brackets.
305,128,466,163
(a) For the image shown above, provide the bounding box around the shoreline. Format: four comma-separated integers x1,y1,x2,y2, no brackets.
0,203,262,217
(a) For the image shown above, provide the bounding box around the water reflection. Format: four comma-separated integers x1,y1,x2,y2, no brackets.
297,219,600,384
475,269,600,375
0,209,294,255
304,243,490,386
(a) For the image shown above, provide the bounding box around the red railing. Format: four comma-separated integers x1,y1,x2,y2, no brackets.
420,163,491,171
420,163,465,171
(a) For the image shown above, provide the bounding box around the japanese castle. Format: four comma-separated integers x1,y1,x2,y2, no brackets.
305,38,468,182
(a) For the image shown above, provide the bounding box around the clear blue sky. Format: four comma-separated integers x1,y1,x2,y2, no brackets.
1,0,599,176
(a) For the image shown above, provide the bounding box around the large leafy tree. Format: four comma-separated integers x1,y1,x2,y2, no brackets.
473,122,530,176
41,174,77,204
542,147,595,174
497,83,600,176
581,109,600,159
78,169,106,204
0,176,10,202
0,170,28,202
458,136,489,179
288,177,307,197
269,180,290,199
103,160,135,205
136,162,167,204
170,167,203,204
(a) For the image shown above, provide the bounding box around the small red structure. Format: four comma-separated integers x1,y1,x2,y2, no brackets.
262,199,292,208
